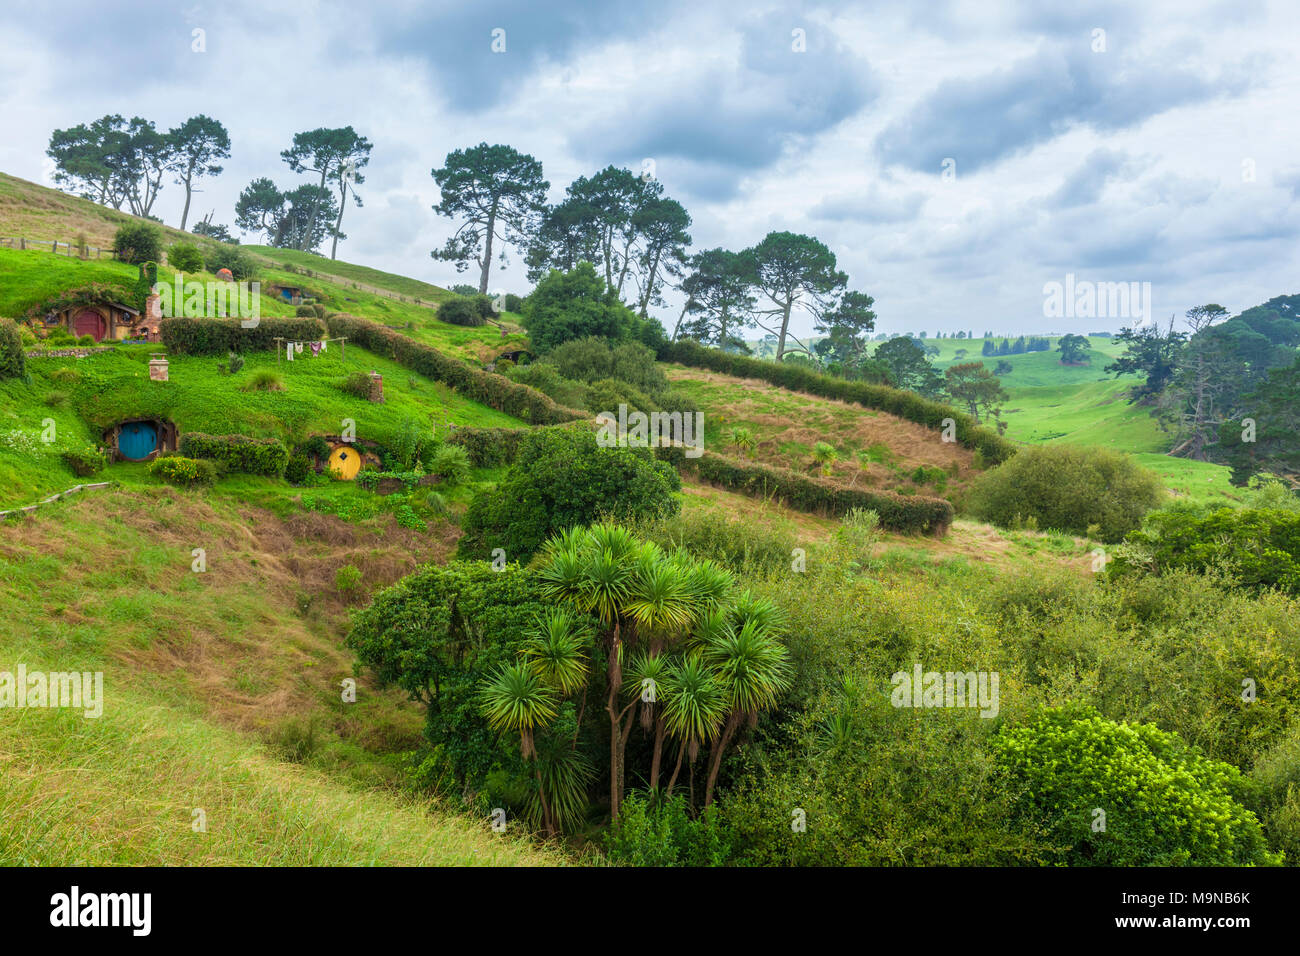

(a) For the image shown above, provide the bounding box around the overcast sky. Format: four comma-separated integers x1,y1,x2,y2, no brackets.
2,0,1297,338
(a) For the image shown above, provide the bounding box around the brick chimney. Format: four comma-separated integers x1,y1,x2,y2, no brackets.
367,371,383,403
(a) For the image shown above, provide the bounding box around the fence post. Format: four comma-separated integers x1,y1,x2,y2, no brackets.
19,237,25,250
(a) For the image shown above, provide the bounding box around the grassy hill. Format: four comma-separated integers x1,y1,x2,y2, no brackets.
0,486,561,865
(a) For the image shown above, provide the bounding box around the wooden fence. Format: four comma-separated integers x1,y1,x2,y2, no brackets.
0,235,118,259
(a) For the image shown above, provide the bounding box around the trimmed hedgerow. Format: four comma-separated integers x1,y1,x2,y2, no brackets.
658,446,953,535
658,339,1016,465
160,316,327,355
0,317,25,380
179,432,289,476
324,314,584,425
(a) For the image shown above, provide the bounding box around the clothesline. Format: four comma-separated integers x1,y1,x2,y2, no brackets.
273,335,347,363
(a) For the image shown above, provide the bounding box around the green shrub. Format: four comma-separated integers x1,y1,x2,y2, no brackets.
504,293,524,313
335,565,362,593
605,793,732,866
149,455,217,487
203,243,258,281
1111,507,1300,594
49,366,80,384
658,339,1016,463
241,369,285,392
626,509,797,573
76,335,95,346
295,304,317,317
445,426,530,467
160,315,325,356
544,337,668,395
657,446,953,535
965,444,1162,542
0,318,25,380
429,443,471,486
62,444,107,477
284,453,315,485
339,370,372,399
437,296,486,327
458,426,681,561
994,704,1280,866
584,377,658,417
112,222,162,265
168,242,205,273
324,314,582,424
179,432,288,476
504,362,590,409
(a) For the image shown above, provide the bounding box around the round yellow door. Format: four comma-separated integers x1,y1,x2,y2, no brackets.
328,444,362,480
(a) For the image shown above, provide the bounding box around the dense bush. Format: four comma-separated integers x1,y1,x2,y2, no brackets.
0,318,25,380
543,337,668,395
112,222,162,265
445,426,530,467
605,793,731,866
325,314,584,424
458,426,682,561
504,293,524,313
659,339,1016,464
339,370,372,399
179,432,288,476
584,377,659,417
160,315,326,355
965,444,1163,542
429,443,471,486
626,509,797,574
1111,507,1300,594
284,453,315,485
168,242,205,273
62,444,107,477
657,446,953,535
503,362,590,410
437,296,486,327
523,263,663,353
346,562,553,796
203,243,258,281
149,455,217,487
994,704,1279,866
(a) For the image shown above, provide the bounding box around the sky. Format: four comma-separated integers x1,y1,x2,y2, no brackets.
1,0,1297,339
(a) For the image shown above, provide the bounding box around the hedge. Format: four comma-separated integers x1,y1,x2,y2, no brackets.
178,432,289,476
160,316,327,355
0,317,24,380
657,446,954,535
325,314,585,425
658,339,1017,464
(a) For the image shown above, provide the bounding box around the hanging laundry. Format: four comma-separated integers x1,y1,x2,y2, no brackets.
294,342,304,356
320,339,328,353
286,341,295,361
310,342,322,358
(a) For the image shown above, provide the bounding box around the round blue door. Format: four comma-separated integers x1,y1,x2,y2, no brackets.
119,421,159,460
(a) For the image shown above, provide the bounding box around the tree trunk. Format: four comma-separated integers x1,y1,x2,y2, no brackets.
179,162,195,232
638,246,662,317
479,202,499,294
648,715,666,790
535,766,556,837
704,712,740,808
303,168,328,251
670,301,689,342
330,180,349,260
605,621,624,820
775,299,793,361
666,742,685,795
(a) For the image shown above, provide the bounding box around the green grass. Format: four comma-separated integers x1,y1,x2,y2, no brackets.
1,342,523,509
0,247,143,318
0,488,561,865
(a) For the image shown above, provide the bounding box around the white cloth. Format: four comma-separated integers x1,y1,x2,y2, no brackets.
294,342,303,355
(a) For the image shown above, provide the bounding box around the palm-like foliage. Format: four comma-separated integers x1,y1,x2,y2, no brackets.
524,608,592,695
662,656,726,763
479,662,559,760
525,743,596,833
813,440,838,476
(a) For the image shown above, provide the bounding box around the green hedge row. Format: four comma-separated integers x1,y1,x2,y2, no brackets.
325,314,584,425
178,432,289,476
160,316,327,355
658,339,1017,464
658,446,954,535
